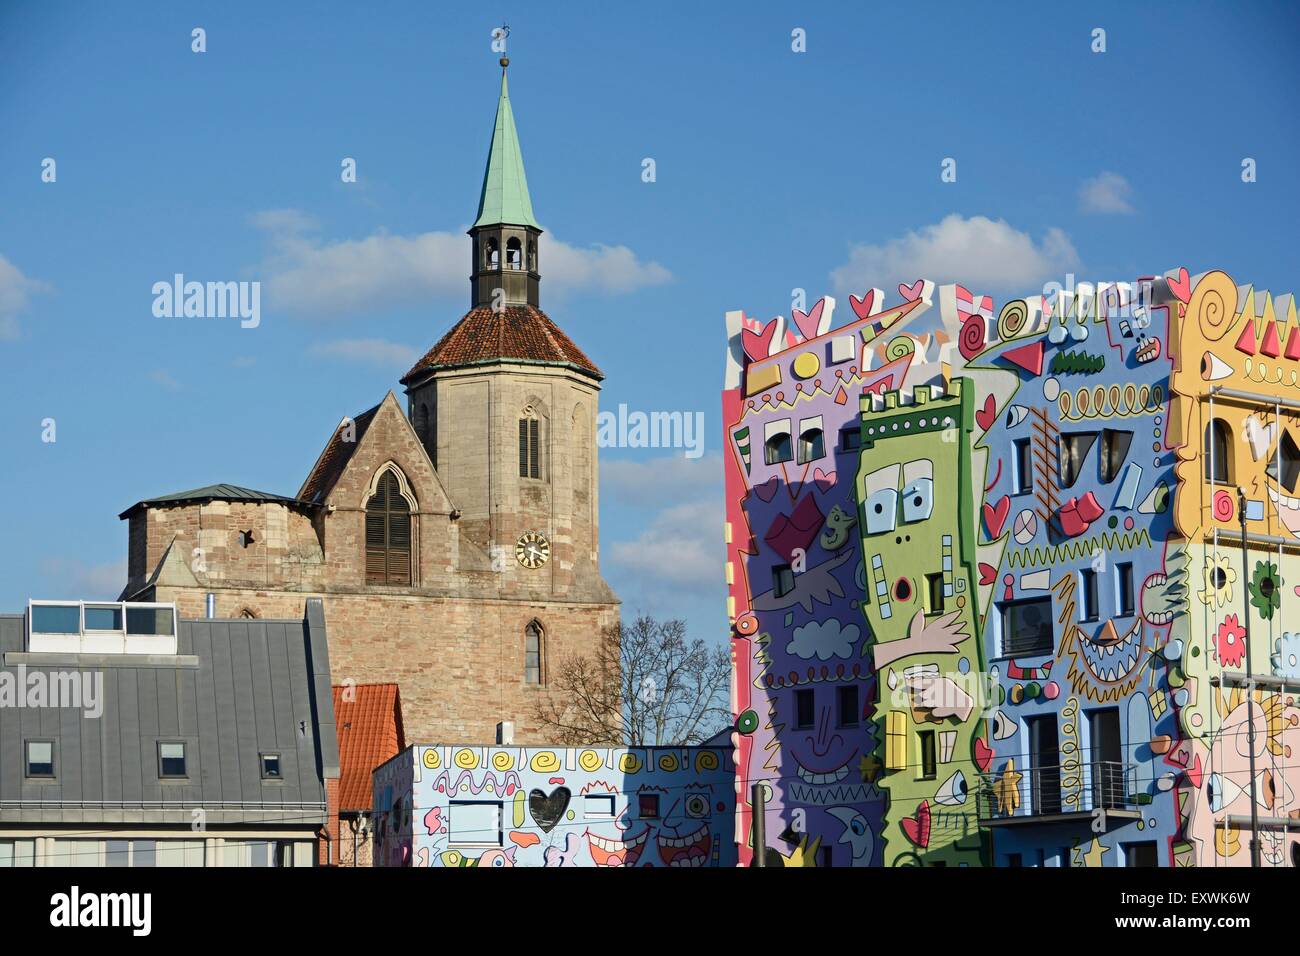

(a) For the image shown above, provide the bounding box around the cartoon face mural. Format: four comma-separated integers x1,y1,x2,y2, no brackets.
372,746,736,868
724,268,1292,866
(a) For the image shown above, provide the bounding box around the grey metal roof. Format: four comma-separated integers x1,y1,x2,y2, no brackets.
118,483,316,519
0,599,338,828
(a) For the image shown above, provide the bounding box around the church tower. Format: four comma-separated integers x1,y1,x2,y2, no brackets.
401,57,613,606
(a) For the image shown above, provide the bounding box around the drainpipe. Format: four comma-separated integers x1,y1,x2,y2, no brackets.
205,592,216,619
1236,486,1261,868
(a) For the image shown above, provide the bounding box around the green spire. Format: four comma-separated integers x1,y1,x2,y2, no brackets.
472,60,539,230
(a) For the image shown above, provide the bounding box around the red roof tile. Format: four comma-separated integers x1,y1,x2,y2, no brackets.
401,305,602,384
333,683,405,812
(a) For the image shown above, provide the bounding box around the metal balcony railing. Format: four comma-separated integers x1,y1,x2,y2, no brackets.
974,760,1137,823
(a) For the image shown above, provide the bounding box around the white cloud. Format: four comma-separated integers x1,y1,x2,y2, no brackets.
830,214,1081,296
309,338,417,368
0,254,50,340
39,558,128,600
252,210,671,315
602,454,722,507
607,499,723,594
1079,172,1135,215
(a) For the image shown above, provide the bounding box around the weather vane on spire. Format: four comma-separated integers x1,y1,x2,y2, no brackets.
492,22,510,69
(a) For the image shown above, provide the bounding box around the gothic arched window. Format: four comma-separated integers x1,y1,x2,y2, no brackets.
1204,418,1233,485
365,469,412,585
519,408,541,479
525,621,544,685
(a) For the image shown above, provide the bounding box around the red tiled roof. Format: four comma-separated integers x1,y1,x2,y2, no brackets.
401,305,602,384
333,683,405,812
298,404,380,504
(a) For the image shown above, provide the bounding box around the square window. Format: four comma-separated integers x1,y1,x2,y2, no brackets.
133,840,157,868
260,753,282,779
1000,597,1054,657
840,426,862,452
583,794,616,819
25,741,54,778
638,793,661,819
106,840,130,867
795,689,815,730
158,742,187,778
449,800,503,847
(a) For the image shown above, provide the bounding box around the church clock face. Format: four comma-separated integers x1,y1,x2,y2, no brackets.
515,531,550,569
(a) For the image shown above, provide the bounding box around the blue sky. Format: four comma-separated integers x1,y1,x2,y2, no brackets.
1,1,1298,642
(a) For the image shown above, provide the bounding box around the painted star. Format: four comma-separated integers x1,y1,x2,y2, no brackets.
1073,837,1109,868
993,759,1022,815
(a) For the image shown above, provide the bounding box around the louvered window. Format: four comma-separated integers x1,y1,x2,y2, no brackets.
365,471,412,585
519,416,540,479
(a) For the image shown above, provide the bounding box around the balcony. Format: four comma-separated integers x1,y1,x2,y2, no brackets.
975,760,1143,826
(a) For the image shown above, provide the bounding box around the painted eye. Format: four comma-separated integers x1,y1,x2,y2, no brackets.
850,819,866,836
736,710,759,735
864,488,898,535
492,856,505,867
1201,352,1233,381
991,711,1018,739
685,794,709,818
1005,405,1028,427
901,478,933,523
934,770,968,806
1207,773,1243,813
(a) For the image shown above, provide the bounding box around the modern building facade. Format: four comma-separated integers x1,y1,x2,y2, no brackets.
0,598,337,866
115,60,619,744
372,744,736,867
724,269,1300,866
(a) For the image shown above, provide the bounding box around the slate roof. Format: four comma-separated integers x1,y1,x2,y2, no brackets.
333,683,405,812
119,483,314,519
298,404,380,504
0,600,338,827
400,305,602,384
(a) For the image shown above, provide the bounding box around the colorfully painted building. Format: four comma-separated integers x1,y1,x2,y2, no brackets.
371,744,736,867
724,268,1300,866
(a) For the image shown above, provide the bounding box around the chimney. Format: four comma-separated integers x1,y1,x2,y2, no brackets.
496,721,514,745
205,592,216,618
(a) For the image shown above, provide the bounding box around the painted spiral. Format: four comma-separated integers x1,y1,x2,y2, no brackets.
997,298,1030,341
884,335,916,362
959,314,987,359
1187,270,1237,342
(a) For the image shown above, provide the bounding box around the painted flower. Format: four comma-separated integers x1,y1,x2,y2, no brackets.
1214,614,1247,668
1197,552,1237,609
1250,560,1282,621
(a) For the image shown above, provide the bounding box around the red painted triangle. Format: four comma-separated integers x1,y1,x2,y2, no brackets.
1003,340,1045,376
1260,321,1282,358
1235,321,1257,356
1285,327,1300,361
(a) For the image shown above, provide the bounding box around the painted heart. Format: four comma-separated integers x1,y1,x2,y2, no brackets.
528,787,571,833
982,495,1011,539
1168,266,1191,303
752,476,780,502
813,467,836,492
791,297,830,341
974,738,993,773
741,318,781,362
898,279,925,302
849,289,880,319
978,562,997,586
900,800,931,848
975,393,996,432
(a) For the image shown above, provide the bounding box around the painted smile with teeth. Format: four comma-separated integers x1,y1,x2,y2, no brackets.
656,823,712,867
1076,617,1146,684
791,748,856,785
1143,573,1173,625
1266,482,1300,536
586,828,649,867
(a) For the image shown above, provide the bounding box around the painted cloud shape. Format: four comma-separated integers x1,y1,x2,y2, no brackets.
786,618,859,661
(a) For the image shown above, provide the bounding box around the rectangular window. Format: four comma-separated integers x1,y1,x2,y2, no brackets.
1059,432,1098,489
25,740,54,778
885,711,906,770
83,605,123,631
158,742,187,778
1100,429,1133,483
449,800,504,847
918,730,937,780
106,840,130,867
154,840,204,867
518,418,540,479
1124,841,1158,867
30,604,80,634
583,794,616,819
772,564,794,598
260,753,282,779
1116,562,1135,617
840,426,861,452
999,597,1054,657
795,689,815,730
126,605,174,637
1013,438,1034,495
133,840,157,868
0,840,35,867
1080,569,1099,622
926,573,946,614
50,840,101,866
836,685,859,728
638,793,661,819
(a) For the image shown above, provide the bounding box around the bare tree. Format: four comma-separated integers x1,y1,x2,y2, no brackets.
533,614,731,746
